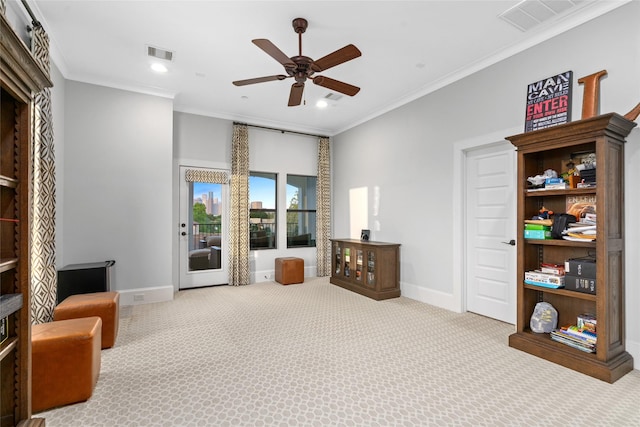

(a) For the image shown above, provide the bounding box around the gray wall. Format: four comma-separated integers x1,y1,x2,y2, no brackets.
60,81,174,304
51,63,66,268
172,112,320,286
332,2,640,361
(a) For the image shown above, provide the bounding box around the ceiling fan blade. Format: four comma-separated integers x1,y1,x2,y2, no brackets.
252,39,295,68
288,83,305,107
233,75,288,86
313,76,360,96
312,44,361,72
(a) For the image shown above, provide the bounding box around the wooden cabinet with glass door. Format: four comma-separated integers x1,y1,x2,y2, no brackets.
330,239,400,300
507,113,635,383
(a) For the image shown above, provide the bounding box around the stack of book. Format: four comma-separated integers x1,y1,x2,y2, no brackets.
551,325,597,353
524,269,565,289
524,223,552,240
563,223,596,242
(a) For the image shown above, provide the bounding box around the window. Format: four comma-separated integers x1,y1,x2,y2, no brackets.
286,175,316,248
249,172,277,249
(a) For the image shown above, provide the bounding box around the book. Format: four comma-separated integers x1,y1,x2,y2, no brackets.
550,330,596,353
560,325,597,344
524,280,564,289
524,270,565,286
524,224,551,230
540,263,565,275
566,195,596,221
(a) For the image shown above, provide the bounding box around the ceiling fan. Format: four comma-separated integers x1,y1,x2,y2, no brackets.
232,18,362,107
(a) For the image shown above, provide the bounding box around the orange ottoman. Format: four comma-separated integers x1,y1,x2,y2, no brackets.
275,257,304,285
54,291,119,349
32,317,102,412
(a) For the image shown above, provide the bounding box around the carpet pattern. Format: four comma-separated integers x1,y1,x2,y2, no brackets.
39,277,640,426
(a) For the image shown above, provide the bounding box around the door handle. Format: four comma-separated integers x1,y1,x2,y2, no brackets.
502,239,516,246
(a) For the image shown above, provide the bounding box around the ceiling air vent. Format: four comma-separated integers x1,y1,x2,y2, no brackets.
499,0,589,32
325,93,343,101
147,45,174,61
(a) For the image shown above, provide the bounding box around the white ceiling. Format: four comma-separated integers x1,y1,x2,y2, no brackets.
27,0,627,136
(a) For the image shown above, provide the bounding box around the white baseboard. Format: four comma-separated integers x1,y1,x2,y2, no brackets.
118,285,174,306
252,266,317,284
401,281,461,313
626,339,640,371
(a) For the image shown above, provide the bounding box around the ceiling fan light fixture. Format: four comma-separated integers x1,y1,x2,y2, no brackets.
233,18,361,106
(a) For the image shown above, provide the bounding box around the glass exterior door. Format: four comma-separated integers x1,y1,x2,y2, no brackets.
179,167,228,289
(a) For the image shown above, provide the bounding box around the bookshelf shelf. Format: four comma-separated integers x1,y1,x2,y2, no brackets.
524,239,596,248
523,284,596,301
507,113,636,383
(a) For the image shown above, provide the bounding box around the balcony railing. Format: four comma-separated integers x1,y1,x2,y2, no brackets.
191,223,221,250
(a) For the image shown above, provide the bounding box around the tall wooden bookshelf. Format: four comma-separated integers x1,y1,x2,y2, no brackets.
507,113,635,383
1,13,52,426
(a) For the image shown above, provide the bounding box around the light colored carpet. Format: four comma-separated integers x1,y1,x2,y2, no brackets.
39,277,640,426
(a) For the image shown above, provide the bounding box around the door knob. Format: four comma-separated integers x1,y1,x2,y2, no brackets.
502,239,516,246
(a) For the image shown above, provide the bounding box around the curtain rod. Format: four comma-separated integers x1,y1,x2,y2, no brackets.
20,0,42,28
234,122,329,139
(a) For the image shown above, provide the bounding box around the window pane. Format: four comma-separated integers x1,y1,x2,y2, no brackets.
287,211,316,247
250,172,277,249
287,174,317,248
286,175,316,210
250,172,276,209
190,182,223,271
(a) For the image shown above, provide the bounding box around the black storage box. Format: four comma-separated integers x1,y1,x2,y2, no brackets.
57,260,115,303
564,258,595,294
565,274,596,294
565,258,596,278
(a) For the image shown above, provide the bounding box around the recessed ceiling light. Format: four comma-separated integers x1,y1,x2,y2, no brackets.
316,99,328,109
150,62,168,73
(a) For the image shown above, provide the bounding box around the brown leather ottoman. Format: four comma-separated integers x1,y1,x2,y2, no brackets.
32,317,102,412
275,257,304,285
54,291,119,349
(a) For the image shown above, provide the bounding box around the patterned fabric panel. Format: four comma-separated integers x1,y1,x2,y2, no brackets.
316,137,331,276
30,25,57,324
32,25,50,77
229,124,250,286
185,169,228,184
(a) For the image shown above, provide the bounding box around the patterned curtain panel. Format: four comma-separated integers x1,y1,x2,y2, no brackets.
30,24,57,323
316,137,331,276
228,124,250,286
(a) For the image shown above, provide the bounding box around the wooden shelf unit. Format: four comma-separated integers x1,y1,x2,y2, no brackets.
507,113,635,383
1,12,52,426
330,239,400,300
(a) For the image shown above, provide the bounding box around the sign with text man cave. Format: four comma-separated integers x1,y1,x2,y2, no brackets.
525,71,573,132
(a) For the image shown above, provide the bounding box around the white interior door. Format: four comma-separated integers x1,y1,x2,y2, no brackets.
465,143,517,324
179,166,228,289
